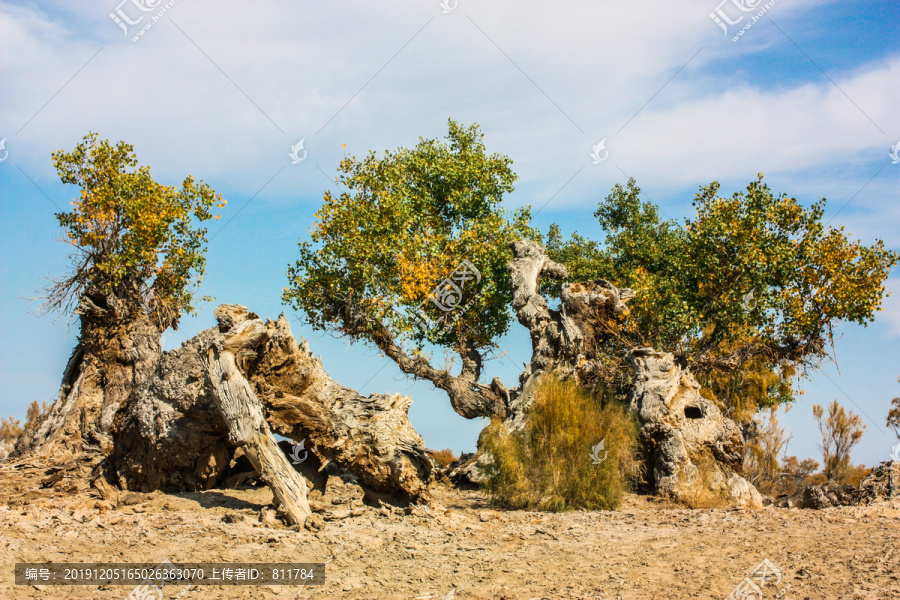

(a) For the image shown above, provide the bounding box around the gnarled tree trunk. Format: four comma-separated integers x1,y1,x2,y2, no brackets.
18,285,163,458
219,305,435,502
504,239,635,427
455,240,761,507
109,305,434,503
629,348,762,508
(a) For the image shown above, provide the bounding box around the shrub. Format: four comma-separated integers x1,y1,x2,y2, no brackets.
777,456,820,495
813,399,865,482
743,408,790,495
428,448,458,469
481,374,640,511
0,417,23,446
0,401,52,459
843,463,871,487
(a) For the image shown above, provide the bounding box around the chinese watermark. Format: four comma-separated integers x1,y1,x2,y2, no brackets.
23,567,50,582
726,558,791,600
125,559,192,600
110,0,181,42
590,139,608,164
890,442,900,462
740,286,762,313
709,0,780,42
289,439,308,465
408,259,482,335
439,0,457,13
590,439,607,465
0,138,8,163
890,142,900,164
289,139,307,164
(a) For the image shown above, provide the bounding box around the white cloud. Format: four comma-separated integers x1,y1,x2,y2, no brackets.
1,0,896,218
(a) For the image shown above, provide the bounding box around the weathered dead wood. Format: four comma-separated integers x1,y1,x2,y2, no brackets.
108,305,434,502
204,331,311,527
108,328,231,493
629,347,761,508
216,305,435,502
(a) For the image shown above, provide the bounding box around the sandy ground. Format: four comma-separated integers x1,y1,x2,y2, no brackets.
1,458,899,600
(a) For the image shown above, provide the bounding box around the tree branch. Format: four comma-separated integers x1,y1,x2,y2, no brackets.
323,292,508,419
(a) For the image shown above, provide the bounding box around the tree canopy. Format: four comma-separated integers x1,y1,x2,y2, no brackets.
283,120,537,418
285,122,897,421
546,177,897,417
284,120,536,350
48,133,225,328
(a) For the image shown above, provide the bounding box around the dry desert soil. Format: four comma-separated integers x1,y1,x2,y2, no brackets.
1,458,899,600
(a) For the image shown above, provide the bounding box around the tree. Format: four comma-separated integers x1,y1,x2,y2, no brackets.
283,120,537,419
782,455,820,478
285,125,896,505
47,133,224,326
780,455,820,495
887,377,900,440
546,177,898,418
22,133,224,456
813,399,865,482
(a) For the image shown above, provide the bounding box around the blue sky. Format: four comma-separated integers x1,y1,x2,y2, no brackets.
1,0,898,467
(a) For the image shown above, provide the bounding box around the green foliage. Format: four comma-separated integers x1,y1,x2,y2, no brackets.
813,399,865,482
49,133,225,326
480,374,641,511
698,353,797,421
283,120,538,350
547,177,898,416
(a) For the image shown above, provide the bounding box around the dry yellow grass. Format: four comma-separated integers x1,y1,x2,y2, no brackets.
481,374,640,511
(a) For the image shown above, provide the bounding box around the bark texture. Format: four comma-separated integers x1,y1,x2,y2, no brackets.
500,240,761,507
204,337,311,526
328,303,508,420
505,239,635,427
110,305,434,502
19,285,163,458
629,347,762,508
226,305,435,502
109,327,230,492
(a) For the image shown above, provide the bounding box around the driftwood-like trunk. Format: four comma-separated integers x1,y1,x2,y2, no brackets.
204,337,311,526
629,348,762,508
219,305,435,502
109,305,434,502
453,240,762,507
19,285,163,457
505,239,635,426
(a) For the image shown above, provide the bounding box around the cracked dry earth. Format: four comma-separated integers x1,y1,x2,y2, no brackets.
1,460,900,600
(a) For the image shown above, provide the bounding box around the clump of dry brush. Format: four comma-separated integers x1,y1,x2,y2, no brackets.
481,374,641,511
